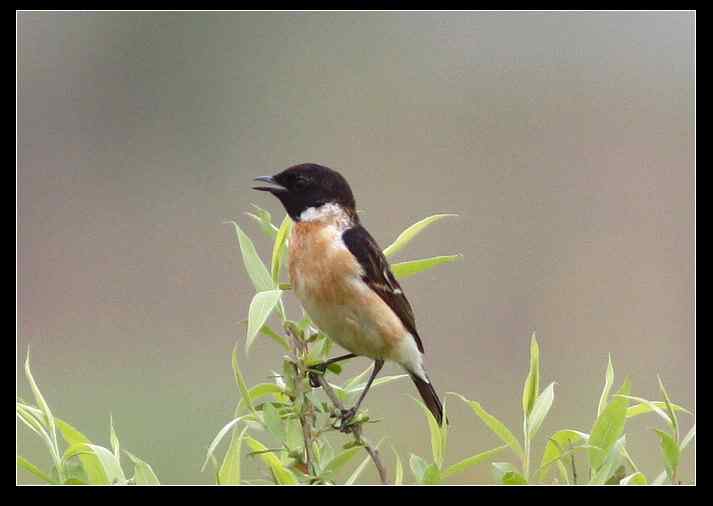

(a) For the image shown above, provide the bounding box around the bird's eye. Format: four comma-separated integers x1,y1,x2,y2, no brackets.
293,176,308,190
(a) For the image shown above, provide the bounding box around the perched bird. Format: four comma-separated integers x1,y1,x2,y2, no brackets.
253,163,445,427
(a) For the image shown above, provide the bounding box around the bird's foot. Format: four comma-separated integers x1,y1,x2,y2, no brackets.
308,366,326,388
336,407,357,433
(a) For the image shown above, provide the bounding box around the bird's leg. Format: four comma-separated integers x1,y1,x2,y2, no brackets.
308,353,358,388
338,359,384,432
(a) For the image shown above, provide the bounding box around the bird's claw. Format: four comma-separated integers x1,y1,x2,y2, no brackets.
336,407,357,433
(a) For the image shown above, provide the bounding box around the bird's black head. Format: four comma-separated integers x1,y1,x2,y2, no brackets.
253,163,357,222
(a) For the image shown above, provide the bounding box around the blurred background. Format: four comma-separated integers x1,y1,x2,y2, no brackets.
17,12,694,484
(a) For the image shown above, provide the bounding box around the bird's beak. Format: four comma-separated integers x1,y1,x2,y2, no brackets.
253,176,287,193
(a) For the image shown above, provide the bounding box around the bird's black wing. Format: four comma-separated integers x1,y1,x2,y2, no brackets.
342,224,424,353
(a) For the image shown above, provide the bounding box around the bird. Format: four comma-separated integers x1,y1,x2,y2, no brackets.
253,163,445,428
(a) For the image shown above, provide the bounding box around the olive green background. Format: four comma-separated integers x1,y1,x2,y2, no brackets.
18,12,694,484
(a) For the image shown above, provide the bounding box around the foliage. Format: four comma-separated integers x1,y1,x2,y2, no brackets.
17,207,694,485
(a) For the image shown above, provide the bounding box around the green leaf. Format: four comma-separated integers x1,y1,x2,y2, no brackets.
626,400,691,420
589,378,630,471
246,289,283,354
409,454,429,482
232,343,257,416
616,395,672,426
589,436,626,485
651,471,667,485
597,354,615,417
245,204,278,238
201,415,251,472
109,414,121,462
244,436,298,485
451,393,524,459
391,255,462,280
657,375,679,442
681,424,695,450
63,443,126,484
527,382,555,439
654,429,680,482
441,445,508,481
225,220,275,292
16,403,53,450
538,429,588,482
413,397,445,468
321,446,362,479
492,462,527,484
55,417,106,484
124,450,160,485
347,374,409,396
217,426,248,485
271,214,292,285
383,214,458,258
262,403,286,444
17,455,55,483
421,463,441,485
522,332,540,418
23,349,60,466
620,471,648,485
391,446,404,485
344,439,384,485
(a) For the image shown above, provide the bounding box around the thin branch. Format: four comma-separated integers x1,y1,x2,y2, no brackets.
315,374,389,484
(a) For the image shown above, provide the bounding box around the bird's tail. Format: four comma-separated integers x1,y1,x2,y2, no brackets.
410,372,446,426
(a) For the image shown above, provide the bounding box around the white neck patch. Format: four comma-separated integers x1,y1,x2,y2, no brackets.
299,202,352,229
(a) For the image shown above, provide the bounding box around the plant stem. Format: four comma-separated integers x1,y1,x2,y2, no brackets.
315,374,389,484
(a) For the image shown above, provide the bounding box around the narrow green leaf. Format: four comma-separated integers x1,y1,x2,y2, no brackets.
321,446,362,479
492,462,527,484
23,349,60,463
527,382,555,439
537,436,594,482
616,395,672,426
441,445,508,481
521,332,540,418
344,439,384,485
589,436,626,485
271,214,292,284
217,426,249,485
681,424,695,450
232,343,256,416
225,220,275,292
244,436,298,485
654,429,680,481
109,414,120,462
201,415,250,472
63,444,126,484
16,403,53,446
124,450,160,485
413,397,444,468
626,401,690,420
451,393,524,459
17,456,55,483
262,403,286,444
55,417,106,484
597,354,615,417
391,255,462,280
421,463,441,484
246,289,283,354
409,454,429,482
383,214,458,258
347,374,409,396
657,376,679,442
391,446,404,485
245,204,278,238
620,471,648,485
651,471,667,485
589,378,630,471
